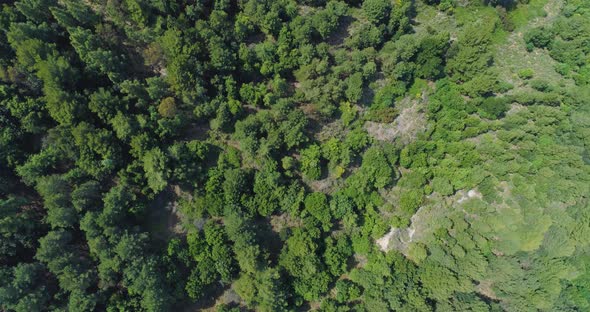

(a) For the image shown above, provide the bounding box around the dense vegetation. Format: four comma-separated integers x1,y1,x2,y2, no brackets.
1,0,589,311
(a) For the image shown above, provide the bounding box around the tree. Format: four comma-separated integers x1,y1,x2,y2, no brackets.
1,0,589,310
185,223,236,299
0,197,44,264
36,175,77,229
416,32,450,79
359,146,395,189
110,112,137,141
524,27,554,51
36,230,96,294
16,147,60,186
167,140,209,186
362,0,391,24
445,21,495,82
222,168,250,209
479,97,509,119
432,176,454,196
158,97,177,118
279,228,331,301
68,27,125,82
35,54,85,125
399,189,423,214
345,72,364,103
88,88,123,122
304,192,332,231
0,262,53,312
253,268,289,312
279,109,308,150
324,236,353,276
224,211,263,274
312,1,348,39
484,0,517,7
300,144,322,180
142,148,168,193
71,180,102,212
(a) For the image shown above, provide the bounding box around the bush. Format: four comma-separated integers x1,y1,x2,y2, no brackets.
517,68,534,80
529,79,552,92
399,189,423,214
365,107,399,123
479,97,509,119
372,81,406,109
495,81,514,93
524,27,553,51
432,177,454,196
510,91,561,106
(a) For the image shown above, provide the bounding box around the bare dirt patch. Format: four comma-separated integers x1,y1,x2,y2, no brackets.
506,103,526,115
477,280,499,301
270,213,304,233
308,177,339,194
376,205,433,254
377,188,484,255
365,99,427,145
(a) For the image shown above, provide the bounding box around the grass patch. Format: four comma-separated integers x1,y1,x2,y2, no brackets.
508,0,549,29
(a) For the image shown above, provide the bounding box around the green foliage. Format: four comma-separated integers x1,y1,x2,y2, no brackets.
168,140,209,187
304,192,332,231
232,107,308,158
0,263,52,312
359,146,396,189
142,147,168,193
432,176,454,196
312,1,349,39
445,20,496,83
372,82,404,109
517,68,534,79
16,147,60,186
279,228,331,301
479,96,509,119
362,0,392,24
158,97,177,118
524,26,554,51
300,144,323,180
1,0,589,311
345,72,364,103
234,268,288,312
399,189,423,214
36,175,76,228
339,102,358,126
186,223,236,299
324,236,353,276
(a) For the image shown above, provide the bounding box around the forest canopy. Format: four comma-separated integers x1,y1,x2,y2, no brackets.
1,0,590,311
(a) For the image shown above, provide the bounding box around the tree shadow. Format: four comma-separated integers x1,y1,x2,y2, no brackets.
253,217,285,266
326,16,355,47
179,283,231,311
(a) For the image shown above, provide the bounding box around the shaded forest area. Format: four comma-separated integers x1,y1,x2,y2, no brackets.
1,0,590,311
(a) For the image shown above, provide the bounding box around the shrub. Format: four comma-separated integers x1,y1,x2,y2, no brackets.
517,68,534,80
432,177,454,196
524,27,553,51
529,79,552,92
479,97,509,119
399,189,423,214
158,97,177,118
